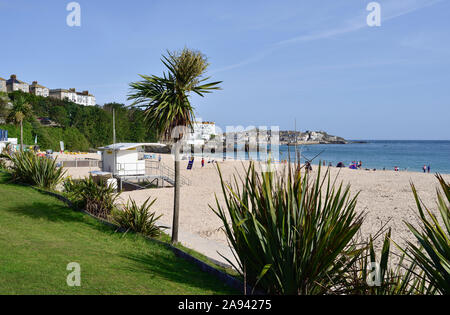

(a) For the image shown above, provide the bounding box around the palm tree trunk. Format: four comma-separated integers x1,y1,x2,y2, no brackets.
20,120,23,152
171,143,181,244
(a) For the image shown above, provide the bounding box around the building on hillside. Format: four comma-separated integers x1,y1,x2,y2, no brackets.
187,121,217,145
49,88,78,103
0,77,6,93
29,81,49,97
6,75,29,93
76,90,96,106
49,88,96,106
1,73,97,106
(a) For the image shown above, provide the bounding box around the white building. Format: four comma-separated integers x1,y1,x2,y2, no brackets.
49,88,95,106
76,90,96,106
1,74,97,106
49,88,77,103
6,75,29,93
187,121,217,145
29,81,49,97
98,143,164,176
0,77,6,93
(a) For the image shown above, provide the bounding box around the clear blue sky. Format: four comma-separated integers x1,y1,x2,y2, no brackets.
1,0,449,140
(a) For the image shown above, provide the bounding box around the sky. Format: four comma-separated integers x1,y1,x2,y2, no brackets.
0,0,449,140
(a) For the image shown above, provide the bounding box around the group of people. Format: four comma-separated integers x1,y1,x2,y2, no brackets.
422,165,431,173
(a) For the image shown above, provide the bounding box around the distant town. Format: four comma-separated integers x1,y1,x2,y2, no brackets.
0,74,96,106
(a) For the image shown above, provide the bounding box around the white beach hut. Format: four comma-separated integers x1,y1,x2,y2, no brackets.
98,143,165,176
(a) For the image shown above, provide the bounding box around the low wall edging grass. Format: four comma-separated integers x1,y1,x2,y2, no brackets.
29,185,261,295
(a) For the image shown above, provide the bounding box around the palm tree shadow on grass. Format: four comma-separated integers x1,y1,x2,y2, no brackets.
120,251,236,294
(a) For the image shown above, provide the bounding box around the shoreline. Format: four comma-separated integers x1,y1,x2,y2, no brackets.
60,152,450,266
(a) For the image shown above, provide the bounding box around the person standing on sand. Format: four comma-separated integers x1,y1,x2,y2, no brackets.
201,157,205,168
423,165,427,173
428,165,431,173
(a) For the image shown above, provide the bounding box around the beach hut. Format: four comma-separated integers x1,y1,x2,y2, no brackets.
98,143,165,176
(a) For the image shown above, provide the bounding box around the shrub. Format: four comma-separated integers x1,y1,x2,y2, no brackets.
64,176,120,219
1,151,66,189
211,162,365,295
347,229,433,295
111,197,166,237
399,175,450,295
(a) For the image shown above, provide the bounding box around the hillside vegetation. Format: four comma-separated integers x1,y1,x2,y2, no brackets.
0,91,157,152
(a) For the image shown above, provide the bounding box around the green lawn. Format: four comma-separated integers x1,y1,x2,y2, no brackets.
0,173,236,294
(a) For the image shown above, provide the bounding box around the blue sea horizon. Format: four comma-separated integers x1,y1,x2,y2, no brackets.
278,140,450,174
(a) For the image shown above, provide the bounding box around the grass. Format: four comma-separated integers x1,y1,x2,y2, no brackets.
0,173,237,295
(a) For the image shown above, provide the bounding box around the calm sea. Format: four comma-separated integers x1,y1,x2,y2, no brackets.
278,140,450,174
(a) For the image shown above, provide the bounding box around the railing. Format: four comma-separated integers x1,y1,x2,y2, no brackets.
59,159,102,168
145,160,191,186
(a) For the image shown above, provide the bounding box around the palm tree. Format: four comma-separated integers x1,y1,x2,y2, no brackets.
128,48,221,244
7,95,32,152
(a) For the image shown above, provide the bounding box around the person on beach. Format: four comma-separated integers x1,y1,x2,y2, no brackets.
201,157,205,168
423,165,427,173
428,165,431,173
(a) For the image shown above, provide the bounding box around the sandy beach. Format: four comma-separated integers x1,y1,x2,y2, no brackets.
61,153,450,266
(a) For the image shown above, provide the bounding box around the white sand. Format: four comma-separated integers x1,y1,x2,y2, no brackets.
62,153,450,266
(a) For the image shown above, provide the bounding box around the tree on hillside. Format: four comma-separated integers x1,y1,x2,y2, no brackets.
0,92,11,120
7,96,32,151
128,48,221,244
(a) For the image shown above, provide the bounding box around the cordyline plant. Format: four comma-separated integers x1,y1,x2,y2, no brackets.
1,151,66,189
397,175,450,295
111,197,166,237
211,162,365,295
74,176,120,219
347,229,434,295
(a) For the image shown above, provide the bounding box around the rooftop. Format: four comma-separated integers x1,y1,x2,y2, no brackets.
98,143,165,151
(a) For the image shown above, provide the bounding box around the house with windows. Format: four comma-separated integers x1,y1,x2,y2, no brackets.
6,75,29,93
49,88,96,106
1,73,97,106
49,88,77,103
29,81,49,97
76,90,96,106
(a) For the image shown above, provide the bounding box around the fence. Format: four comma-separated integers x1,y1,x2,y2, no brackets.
60,159,102,168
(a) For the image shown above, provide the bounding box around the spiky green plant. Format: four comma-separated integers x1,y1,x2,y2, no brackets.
347,229,434,295
1,151,66,189
72,176,120,219
111,197,166,237
400,175,450,295
211,162,365,295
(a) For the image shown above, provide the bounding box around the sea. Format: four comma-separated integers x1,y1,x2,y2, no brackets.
197,140,450,174
277,140,450,174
